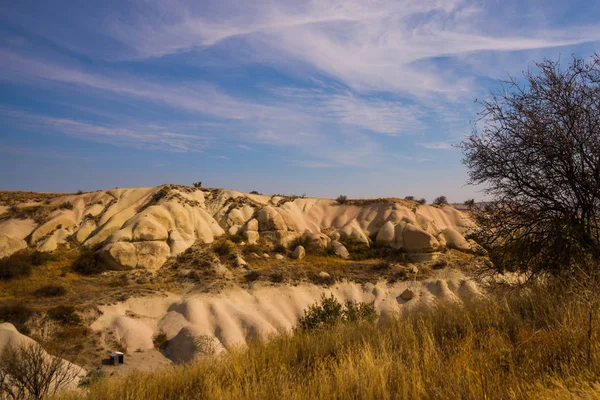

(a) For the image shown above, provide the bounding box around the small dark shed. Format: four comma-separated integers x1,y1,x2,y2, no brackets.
109,351,124,365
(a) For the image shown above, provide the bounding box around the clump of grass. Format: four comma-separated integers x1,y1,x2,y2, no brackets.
33,284,67,297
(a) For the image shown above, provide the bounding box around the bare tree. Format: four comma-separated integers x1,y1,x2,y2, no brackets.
461,55,600,276
0,343,80,400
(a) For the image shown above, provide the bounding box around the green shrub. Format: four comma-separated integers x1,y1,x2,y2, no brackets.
297,295,376,332
404,196,415,201
193,182,202,188
33,285,67,297
417,198,427,205
212,242,233,256
249,191,261,195
47,305,81,325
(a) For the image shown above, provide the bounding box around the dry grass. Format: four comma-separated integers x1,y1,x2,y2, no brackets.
0,190,67,207
57,281,600,399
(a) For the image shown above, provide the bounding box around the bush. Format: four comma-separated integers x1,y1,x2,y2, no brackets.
58,202,73,210
432,196,448,206
297,294,376,331
463,198,475,208
212,242,233,256
336,195,348,205
0,252,33,280
193,182,202,188
244,271,261,282
47,305,82,325
404,196,415,201
0,304,33,333
242,244,263,255
33,285,67,298
249,191,261,195
417,198,427,205
269,273,285,283
273,244,286,254
153,332,168,350
72,246,111,275
29,251,54,266
229,235,243,244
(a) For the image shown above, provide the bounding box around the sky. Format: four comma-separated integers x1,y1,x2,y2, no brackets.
0,0,599,201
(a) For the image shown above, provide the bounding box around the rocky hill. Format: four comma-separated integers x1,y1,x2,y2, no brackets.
0,185,476,269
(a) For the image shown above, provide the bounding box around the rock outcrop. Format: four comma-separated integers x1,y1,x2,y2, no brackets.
0,185,474,269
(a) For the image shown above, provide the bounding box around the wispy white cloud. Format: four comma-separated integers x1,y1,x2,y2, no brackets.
93,0,600,98
0,108,207,152
419,141,455,150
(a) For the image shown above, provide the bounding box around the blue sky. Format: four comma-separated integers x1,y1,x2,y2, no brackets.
1,0,599,201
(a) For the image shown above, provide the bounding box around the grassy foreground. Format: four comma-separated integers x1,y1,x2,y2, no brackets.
60,283,600,400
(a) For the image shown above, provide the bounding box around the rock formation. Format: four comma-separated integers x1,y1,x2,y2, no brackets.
0,185,475,269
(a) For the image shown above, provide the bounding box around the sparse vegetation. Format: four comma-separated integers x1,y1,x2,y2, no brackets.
249,191,261,195
463,198,475,208
404,196,415,201
417,198,426,205
193,182,202,188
